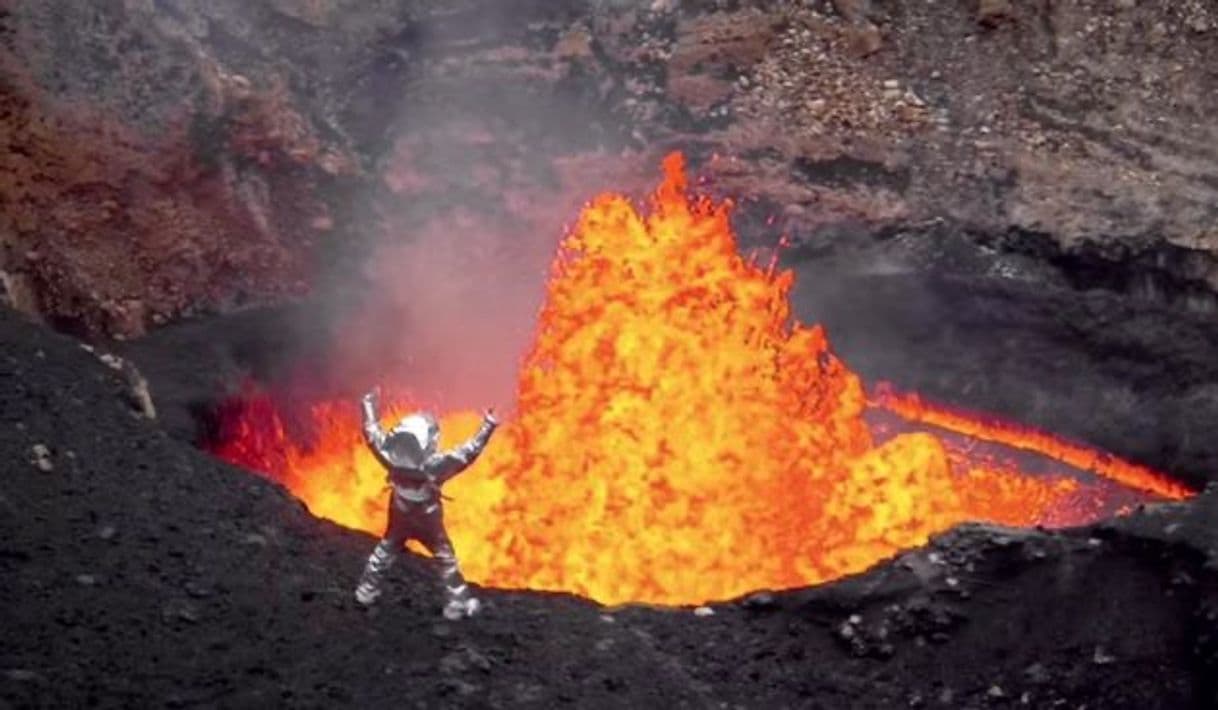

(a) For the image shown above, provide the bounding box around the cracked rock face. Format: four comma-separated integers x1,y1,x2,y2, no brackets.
0,1,364,338
4,0,1218,338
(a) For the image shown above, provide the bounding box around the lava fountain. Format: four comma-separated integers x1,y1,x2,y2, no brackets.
208,152,1192,606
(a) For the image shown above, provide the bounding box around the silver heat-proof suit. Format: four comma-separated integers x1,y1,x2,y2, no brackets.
353,391,497,620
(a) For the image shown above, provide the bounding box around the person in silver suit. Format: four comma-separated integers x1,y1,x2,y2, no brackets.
353,388,498,620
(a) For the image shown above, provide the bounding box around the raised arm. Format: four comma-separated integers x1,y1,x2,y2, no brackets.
432,410,499,484
360,390,390,462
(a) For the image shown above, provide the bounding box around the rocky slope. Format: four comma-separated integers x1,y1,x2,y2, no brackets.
0,1,362,337
4,1,1218,337
2,304,1216,708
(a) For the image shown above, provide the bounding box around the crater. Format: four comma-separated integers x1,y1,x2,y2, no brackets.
122,154,1203,607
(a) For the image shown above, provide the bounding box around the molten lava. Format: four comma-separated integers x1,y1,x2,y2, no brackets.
210,153,1192,606
871,384,1192,501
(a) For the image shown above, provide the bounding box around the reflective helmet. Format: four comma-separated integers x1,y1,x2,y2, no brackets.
383,412,440,469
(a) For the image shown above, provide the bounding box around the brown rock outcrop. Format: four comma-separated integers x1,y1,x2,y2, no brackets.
5,0,1218,337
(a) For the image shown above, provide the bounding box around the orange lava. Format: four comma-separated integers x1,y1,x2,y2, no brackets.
871,384,1192,501
210,153,1191,606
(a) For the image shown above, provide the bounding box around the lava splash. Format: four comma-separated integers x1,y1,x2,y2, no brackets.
209,153,1191,606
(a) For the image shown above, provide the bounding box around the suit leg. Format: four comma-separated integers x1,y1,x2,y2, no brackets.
418,507,478,619
354,499,410,606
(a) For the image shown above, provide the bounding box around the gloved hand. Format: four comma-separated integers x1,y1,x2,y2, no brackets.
483,408,499,427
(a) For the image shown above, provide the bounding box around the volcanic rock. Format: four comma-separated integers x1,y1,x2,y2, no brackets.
740,591,777,610
4,0,1218,352
844,23,884,58
28,444,53,472
977,0,1015,28
831,0,872,25
1024,662,1050,684
0,2,368,337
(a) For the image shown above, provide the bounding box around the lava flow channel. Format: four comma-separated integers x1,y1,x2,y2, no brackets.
209,152,1192,606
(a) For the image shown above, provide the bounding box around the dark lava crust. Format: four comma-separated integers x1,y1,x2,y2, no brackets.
2,301,1218,709
786,219,1218,492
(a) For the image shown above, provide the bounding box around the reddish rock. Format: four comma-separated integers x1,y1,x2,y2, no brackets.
977,0,1016,28
4,0,1218,340
0,3,359,337
845,23,884,58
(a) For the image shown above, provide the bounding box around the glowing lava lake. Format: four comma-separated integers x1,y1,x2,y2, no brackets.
208,153,1192,607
